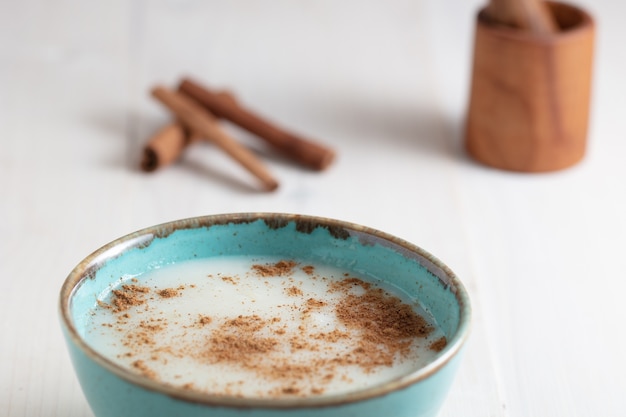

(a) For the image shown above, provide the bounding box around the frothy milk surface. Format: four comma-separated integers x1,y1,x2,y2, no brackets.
85,257,447,398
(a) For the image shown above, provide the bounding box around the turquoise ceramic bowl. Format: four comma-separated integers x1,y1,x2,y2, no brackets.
59,213,471,417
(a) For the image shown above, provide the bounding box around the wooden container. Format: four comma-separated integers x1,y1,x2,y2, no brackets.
464,2,595,172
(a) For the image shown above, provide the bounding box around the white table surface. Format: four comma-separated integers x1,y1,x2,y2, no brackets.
1,0,625,415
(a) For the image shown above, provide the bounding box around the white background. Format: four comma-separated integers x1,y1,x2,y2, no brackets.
1,1,625,416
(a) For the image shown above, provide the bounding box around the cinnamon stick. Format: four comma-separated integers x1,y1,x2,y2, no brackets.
151,86,279,192
141,123,191,172
178,78,335,171
141,89,236,172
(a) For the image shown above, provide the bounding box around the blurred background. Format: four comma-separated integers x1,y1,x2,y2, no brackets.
1,1,625,416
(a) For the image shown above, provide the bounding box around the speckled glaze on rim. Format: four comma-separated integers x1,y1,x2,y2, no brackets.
59,213,471,415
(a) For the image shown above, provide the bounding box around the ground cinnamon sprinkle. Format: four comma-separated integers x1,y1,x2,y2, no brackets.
95,260,443,398
286,286,303,296
251,260,297,277
124,284,150,293
301,265,315,275
221,276,237,284
332,283,433,371
139,320,165,332
110,284,150,312
157,287,181,298
205,315,279,363
226,314,266,332
132,359,157,379
429,336,448,352
306,298,327,308
190,276,435,393
329,276,372,292
310,329,349,343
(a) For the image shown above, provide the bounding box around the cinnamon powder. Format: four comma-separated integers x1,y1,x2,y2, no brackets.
110,284,150,312
429,336,448,352
157,287,181,298
97,261,446,398
251,260,297,277
132,359,157,379
286,286,303,296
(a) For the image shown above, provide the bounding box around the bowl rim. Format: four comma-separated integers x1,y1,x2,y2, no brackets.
59,212,471,409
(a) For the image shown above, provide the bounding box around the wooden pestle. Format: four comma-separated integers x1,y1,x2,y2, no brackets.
485,0,558,33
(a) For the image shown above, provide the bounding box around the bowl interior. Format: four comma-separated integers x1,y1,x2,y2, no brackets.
62,213,470,404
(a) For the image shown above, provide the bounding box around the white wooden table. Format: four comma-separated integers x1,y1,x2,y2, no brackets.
1,1,624,415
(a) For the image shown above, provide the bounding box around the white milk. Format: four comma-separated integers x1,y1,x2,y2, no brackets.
85,256,447,399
